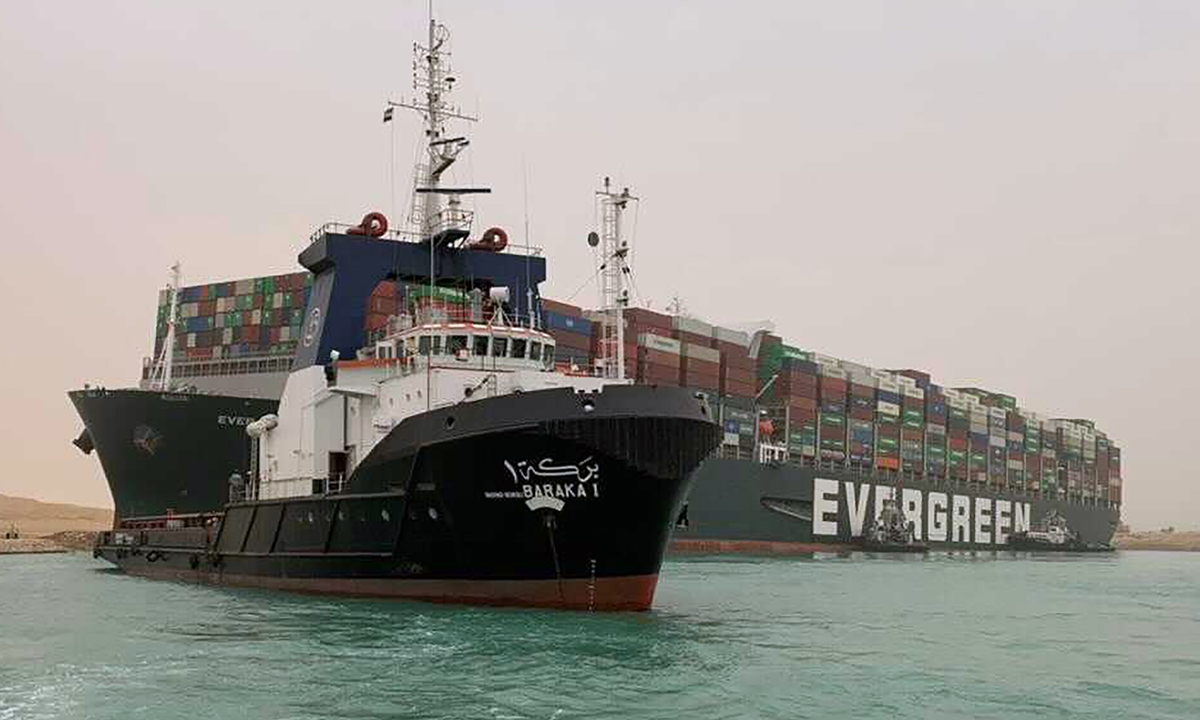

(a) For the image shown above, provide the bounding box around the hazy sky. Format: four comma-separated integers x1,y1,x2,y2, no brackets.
1,1,1196,530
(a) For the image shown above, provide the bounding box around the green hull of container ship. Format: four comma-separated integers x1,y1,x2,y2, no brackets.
671,458,1119,553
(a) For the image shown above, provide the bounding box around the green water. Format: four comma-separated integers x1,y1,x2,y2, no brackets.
1,552,1197,719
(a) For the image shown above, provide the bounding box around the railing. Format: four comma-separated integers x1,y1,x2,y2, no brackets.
306,222,545,258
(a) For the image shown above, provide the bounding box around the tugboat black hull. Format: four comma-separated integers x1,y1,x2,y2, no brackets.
95,385,722,611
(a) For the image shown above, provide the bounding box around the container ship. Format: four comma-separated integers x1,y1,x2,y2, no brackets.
71,13,1121,557
85,13,721,610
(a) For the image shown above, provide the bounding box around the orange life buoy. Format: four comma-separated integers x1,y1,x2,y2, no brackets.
347,211,389,237
469,226,508,251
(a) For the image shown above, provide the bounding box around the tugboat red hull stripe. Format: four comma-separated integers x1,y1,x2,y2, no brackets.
120,564,660,611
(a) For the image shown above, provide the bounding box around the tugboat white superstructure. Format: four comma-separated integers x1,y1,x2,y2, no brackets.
93,10,721,610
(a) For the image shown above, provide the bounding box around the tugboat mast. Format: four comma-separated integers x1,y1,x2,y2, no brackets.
595,178,637,380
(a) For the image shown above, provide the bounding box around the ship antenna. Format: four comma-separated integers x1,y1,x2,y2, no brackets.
385,7,488,406
594,177,638,380
150,262,182,392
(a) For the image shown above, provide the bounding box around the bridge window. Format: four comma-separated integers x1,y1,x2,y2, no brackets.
511,338,527,360
492,337,508,358
418,335,431,356
448,335,468,355
473,335,489,357
432,335,443,355
529,342,542,362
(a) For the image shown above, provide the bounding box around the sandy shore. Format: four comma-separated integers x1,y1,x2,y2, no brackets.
0,537,69,554
1114,531,1200,551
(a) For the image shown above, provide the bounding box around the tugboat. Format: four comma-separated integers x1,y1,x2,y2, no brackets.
1007,509,1113,552
92,12,722,610
858,496,929,553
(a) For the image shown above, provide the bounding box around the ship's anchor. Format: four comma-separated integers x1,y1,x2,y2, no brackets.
540,510,565,605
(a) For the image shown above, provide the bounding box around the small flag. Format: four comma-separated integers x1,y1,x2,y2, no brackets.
382,106,394,123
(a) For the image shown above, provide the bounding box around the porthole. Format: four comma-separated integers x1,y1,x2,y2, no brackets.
428,507,439,521
581,398,596,413
445,416,456,430
381,508,391,522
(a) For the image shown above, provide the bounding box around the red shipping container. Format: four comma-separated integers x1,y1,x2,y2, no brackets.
638,348,681,367
818,377,847,395
877,457,900,470
723,379,756,397
788,406,818,423
673,330,710,347
625,307,673,330
849,383,874,398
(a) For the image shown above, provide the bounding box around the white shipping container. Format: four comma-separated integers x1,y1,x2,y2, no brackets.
876,401,901,416
186,333,196,348
251,309,262,325
672,315,714,337
1007,459,1024,470
990,435,1006,447
183,302,199,318
682,343,720,363
818,365,848,379
222,327,233,344
947,396,968,410
989,407,1007,422
272,293,283,309
896,375,917,389
903,387,925,400
212,346,222,359
942,388,962,400
841,361,872,376
849,372,876,387
638,333,681,354
280,326,291,342
877,379,900,393
870,368,897,382
813,352,840,366
235,279,254,294
711,325,751,347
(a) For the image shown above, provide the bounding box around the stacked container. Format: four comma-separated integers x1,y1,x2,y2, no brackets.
924,385,947,477
817,364,848,463
542,302,594,368
637,333,682,385
157,272,312,362
875,374,901,470
712,326,756,401
679,342,721,394
1109,446,1122,504
847,372,876,468
778,354,818,459
1042,420,1060,496
899,377,925,473
1022,412,1042,495
1006,411,1026,491
622,308,675,382
944,389,969,481
966,395,989,484
988,406,1008,487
